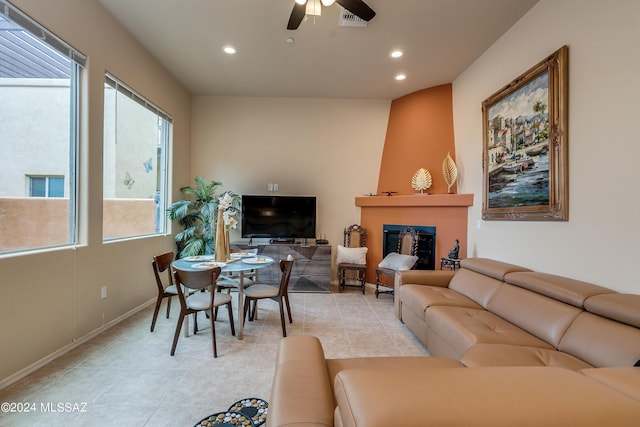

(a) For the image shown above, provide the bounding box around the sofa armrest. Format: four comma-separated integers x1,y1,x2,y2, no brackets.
267,336,335,427
394,270,456,318
394,269,456,288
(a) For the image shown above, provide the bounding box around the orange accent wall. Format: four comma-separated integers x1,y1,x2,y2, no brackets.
359,84,471,281
377,83,456,195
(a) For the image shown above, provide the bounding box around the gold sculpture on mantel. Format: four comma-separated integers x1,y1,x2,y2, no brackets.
442,152,458,193
411,168,432,194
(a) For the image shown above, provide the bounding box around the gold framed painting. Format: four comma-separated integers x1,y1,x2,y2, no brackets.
482,45,568,221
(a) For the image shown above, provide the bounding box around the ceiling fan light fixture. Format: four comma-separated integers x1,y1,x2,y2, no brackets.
295,0,307,5
306,0,321,16
320,0,335,6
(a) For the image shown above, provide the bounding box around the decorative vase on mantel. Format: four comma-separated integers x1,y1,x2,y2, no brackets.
214,208,230,262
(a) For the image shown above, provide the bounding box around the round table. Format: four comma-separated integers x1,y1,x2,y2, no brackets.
172,255,275,340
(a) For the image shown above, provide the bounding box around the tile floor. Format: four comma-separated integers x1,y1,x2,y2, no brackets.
0,289,429,427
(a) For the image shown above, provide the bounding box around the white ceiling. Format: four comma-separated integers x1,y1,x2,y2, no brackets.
97,0,539,99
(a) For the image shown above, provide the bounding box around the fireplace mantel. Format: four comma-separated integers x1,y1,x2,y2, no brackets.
355,193,474,208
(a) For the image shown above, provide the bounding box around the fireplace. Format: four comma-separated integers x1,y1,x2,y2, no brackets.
382,224,436,270
356,193,472,281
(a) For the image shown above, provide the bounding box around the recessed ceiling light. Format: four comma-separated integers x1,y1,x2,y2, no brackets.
395,74,407,81
285,37,295,44
390,50,403,58
222,46,236,55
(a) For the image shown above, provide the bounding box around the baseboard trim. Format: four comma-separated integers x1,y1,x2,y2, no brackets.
0,299,155,391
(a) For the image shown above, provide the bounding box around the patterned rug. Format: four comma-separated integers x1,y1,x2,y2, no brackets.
195,398,268,427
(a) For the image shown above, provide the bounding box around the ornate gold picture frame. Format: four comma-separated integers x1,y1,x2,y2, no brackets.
482,46,568,221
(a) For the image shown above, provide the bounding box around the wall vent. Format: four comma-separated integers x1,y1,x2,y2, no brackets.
338,7,368,27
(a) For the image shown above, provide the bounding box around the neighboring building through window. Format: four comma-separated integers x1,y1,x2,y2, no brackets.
0,3,85,254
28,176,64,197
103,74,171,240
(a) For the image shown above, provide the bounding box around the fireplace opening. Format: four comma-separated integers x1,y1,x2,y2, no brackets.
382,224,436,270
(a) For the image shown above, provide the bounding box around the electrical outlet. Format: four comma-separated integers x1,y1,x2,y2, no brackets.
101,286,107,299
273,183,279,191
268,183,274,191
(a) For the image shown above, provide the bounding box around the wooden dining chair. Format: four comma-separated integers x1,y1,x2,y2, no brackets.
150,252,178,332
375,227,419,298
171,266,235,357
242,257,294,337
337,224,368,294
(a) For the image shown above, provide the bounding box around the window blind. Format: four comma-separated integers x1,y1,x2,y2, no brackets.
0,0,86,67
105,73,173,123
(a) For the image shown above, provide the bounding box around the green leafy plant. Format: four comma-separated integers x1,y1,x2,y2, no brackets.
167,176,234,258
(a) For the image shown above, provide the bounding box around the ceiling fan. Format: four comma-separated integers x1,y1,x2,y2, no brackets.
287,0,376,30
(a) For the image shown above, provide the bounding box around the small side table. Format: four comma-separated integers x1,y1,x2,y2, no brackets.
440,257,462,271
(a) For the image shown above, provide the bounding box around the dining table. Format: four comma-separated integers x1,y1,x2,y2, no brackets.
172,253,275,340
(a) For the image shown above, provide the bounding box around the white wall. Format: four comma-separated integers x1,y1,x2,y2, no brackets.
453,0,640,293
190,96,390,249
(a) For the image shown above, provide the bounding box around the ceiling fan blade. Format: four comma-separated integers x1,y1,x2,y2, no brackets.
335,0,376,21
287,2,306,30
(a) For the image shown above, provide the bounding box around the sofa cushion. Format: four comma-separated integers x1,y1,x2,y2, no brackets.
326,356,461,408
424,306,553,358
580,367,640,402
333,367,640,427
505,271,613,308
399,284,482,320
459,258,532,280
584,293,640,328
461,343,592,370
559,311,640,367
487,283,582,347
447,268,505,308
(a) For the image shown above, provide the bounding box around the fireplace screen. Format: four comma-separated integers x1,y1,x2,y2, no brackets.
382,224,436,270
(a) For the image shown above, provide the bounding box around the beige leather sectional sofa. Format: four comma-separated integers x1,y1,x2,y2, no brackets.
395,258,640,368
266,258,640,426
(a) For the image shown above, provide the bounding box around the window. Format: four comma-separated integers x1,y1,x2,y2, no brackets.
0,2,85,254
28,176,64,197
103,74,171,240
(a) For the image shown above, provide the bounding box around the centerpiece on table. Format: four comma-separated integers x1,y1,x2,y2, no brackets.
214,192,239,262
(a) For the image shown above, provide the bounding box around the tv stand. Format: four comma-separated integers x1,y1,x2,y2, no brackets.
235,242,331,293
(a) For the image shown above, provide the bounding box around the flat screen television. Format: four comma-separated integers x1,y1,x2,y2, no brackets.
241,195,316,239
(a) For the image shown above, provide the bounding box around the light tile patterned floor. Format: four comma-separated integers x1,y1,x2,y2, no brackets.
0,290,429,427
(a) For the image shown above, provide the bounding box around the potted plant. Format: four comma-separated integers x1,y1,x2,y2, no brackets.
166,176,239,258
